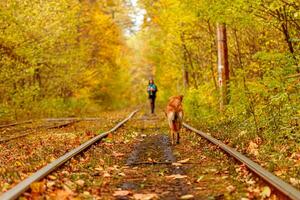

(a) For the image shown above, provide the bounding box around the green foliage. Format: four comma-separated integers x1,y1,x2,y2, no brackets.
184,87,219,123
138,0,300,165
38,98,89,117
0,0,134,120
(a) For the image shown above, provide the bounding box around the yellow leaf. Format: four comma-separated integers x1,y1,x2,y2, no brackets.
133,193,158,200
260,186,271,198
172,162,182,166
165,174,187,179
75,179,85,186
177,158,190,163
53,189,73,200
30,182,45,194
113,190,132,196
15,161,23,167
180,194,194,199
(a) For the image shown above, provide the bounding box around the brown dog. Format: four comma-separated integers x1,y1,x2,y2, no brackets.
166,95,183,145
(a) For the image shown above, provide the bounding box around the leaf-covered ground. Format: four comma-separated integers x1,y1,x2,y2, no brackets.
0,110,130,194
187,119,300,191
0,108,280,199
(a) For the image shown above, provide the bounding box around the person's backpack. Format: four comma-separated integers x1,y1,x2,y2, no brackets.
148,84,157,96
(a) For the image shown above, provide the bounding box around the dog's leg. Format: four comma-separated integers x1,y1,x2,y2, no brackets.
176,131,180,144
175,123,180,144
167,112,175,145
169,129,173,145
176,111,183,144
172,129,175,145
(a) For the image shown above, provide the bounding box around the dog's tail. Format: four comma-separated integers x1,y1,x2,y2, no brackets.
167,111,175,130
167,111,183,121
167,111,183,131
175,111,183,131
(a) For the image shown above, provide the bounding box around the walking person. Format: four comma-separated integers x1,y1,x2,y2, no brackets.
147,79,158,114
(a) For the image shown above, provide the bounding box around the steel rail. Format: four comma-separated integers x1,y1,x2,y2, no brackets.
0,120,32,129
0,117,100,129
183,123,300,200
0,120,79,143
0,110,138,200
43,117,101,121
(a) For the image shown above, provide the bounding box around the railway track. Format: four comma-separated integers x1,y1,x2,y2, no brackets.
1,109,300,199
0,121,33,129
0,118,101,129
0,110,138,200
183,123,300,200
0,120,79,143
0,117,102,143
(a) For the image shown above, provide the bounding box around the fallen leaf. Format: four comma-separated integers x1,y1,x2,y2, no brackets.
246,179,256,185
2,183,10,191
46,181,56,188
103,172,111,177
113,190,132,196
172,162,182,166
118,172,126,177
113,151,125,157
64,181,75,189
53,189,73,200
133,193,158,200
75,179,85,186
247,141,259,156
200,156,207,159
166,174,187,179
99,159,105,165
222,176,228,179
290,178,300,186
30,182,45,194
246,186,260,198
208,168,217,173
226,185,236,193
196,176,204,182
260,186,271,198
239,130,247,137
15,161,23,167
180,194,194,199
61,171,70,175
62,184,74,194
108,166,117,171
178,158,190,163
48,175,57,180
95,167,103,171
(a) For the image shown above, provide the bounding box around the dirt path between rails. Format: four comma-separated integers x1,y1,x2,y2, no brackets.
120,134,191,199
18,110,279,199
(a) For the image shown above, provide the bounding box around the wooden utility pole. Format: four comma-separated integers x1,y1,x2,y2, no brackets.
217,23,230,110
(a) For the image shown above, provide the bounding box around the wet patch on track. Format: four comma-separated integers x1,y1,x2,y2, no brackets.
119,133,190,199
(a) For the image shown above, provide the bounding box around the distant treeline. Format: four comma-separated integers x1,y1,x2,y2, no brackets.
0,0,135,120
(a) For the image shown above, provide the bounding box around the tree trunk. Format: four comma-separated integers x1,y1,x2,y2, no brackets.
217,23,230,110
181,33,189,89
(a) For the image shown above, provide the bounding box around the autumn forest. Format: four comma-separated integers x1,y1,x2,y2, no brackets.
0,0,300,199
